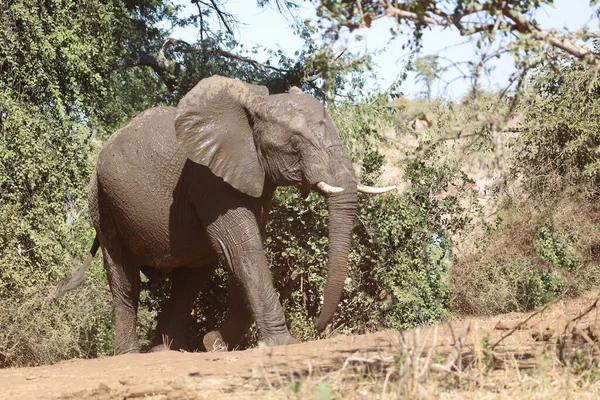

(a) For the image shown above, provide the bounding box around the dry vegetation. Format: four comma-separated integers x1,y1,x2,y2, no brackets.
225,293,600,399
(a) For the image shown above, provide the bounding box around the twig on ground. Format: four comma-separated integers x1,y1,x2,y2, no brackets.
491,298,561,351
444,319,472,370
430,363,475,381
343,355,395,365
562,294,600,338
575,327,600,355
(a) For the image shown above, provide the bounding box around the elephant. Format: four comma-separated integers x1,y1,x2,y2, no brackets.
55,76,395,355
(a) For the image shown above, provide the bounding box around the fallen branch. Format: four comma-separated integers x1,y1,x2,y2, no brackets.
492,297,561,351
444,319,472,370
561,294,600,338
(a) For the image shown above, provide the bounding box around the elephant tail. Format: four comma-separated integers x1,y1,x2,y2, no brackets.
52,236,100,300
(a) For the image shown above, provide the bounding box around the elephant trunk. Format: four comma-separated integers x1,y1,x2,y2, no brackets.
314,183,357,333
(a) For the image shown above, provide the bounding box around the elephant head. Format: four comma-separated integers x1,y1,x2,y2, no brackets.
174,76,394,332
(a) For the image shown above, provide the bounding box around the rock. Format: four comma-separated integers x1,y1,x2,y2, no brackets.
494,320,510,331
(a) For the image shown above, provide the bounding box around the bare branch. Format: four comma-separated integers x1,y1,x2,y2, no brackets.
127,38,291,91
192,0,236,36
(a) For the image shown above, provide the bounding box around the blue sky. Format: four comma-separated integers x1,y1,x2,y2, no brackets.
172,0,598,99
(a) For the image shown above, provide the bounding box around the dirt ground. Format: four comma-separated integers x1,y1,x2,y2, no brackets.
1,291,600,399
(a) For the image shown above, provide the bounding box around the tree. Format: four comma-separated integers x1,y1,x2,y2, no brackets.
310,1,599,95
97,0,372,100
414,55,442,100
0,0,134,366
0,0,375,365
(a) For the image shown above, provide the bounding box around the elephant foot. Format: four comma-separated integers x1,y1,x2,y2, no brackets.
150,343,175,352
115,346,141,356
203,331,228,352
203,331,299,352
150,334,187,352
262,332,299,347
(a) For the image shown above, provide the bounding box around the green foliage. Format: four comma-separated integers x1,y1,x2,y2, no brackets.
451,57,600,318
534,222,578,271
316,382,333,400
481,333,494,371
0,0,133,366
517,62,600,198
263,98,475,339
452,192,600,317
414,55,442,101
453,256,563,315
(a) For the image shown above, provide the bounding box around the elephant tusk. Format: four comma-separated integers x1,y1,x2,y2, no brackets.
316,181,344,194
357,183,397,194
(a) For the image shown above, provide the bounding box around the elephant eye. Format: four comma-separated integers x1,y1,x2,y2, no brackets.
290,136,302,152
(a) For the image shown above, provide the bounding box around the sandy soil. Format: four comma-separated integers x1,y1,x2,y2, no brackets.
1,291,599,399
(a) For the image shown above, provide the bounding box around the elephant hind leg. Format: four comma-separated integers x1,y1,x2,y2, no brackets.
150,265,215,352
101,240,141,355
203,278,253,352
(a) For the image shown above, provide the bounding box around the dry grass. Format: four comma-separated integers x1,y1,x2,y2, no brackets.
452,196,600,317
0,285,113,368
248,295,600,399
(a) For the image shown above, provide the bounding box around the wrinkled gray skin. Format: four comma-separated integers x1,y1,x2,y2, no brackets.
86,76,359,355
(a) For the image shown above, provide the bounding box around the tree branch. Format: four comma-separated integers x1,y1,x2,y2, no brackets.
382,1,498,35
164,38,288,73
500,5,599,67
377,1,599,67
127,38,294,92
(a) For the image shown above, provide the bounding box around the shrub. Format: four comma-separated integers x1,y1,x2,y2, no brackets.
516,62,600,199
452,256,563,315
0,0,130,366
534,222,578,271
452,196,600,316
451,57,600,316
0,287,113,368
264,99,475,339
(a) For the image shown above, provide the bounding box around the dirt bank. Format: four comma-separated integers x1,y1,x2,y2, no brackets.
1,291,599,399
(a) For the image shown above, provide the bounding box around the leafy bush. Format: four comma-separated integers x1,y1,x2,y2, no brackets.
453,256,563,315
516,62,600,198
534,222,578,271
0,0,131,367
0,287,113,368
450,58,600,317
452,196,600,316
263,99,475,339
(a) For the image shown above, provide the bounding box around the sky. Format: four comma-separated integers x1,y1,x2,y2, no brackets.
172,0,599,99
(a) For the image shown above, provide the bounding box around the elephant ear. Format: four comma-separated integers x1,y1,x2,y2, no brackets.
174,76,269,198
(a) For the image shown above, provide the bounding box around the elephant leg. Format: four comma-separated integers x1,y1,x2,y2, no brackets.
150,265,215,352
203,278,253,352
205,207,297,347
102,242,141,355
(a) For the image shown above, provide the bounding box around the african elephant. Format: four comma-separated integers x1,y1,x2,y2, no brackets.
56,76,395,355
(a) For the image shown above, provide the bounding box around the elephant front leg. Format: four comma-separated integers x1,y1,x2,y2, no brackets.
205,207,297,347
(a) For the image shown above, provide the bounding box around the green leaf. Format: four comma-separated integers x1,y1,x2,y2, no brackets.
316,382,332,400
